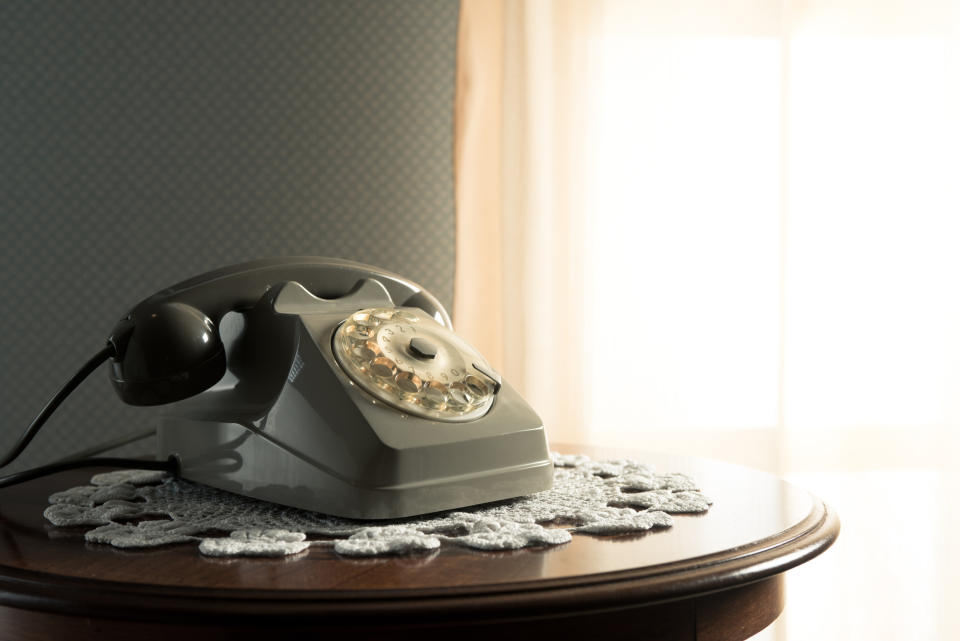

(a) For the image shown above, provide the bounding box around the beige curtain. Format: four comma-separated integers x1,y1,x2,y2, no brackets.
455,1,960,640
455,0,598,444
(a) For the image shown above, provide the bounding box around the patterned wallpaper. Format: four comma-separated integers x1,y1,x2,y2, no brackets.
0,0,459,467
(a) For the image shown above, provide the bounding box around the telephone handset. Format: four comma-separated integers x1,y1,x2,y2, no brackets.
107,257,452,406
107,258,552,519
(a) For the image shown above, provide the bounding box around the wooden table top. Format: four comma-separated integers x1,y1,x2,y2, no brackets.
0,444,839,640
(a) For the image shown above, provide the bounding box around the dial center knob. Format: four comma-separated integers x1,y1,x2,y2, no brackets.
409,337,438,360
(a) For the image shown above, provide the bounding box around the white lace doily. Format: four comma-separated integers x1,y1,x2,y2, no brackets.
44,453,712,558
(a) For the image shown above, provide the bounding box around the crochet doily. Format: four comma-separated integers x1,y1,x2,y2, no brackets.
44,453,712,557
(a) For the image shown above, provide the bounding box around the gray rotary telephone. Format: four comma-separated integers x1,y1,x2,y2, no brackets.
103,257,552,519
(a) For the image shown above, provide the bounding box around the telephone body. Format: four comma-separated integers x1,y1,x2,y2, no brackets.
108,258,552,519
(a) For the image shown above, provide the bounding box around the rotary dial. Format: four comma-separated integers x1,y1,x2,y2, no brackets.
332,307,499,422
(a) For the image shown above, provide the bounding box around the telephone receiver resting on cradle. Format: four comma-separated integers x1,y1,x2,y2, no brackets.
107,257,552,520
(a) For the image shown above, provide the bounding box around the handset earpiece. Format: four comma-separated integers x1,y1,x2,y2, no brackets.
108,301,226,406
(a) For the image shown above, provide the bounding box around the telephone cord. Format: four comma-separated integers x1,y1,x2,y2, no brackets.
0,345,179,489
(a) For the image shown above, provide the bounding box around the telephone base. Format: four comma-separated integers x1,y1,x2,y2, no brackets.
158,419,554,520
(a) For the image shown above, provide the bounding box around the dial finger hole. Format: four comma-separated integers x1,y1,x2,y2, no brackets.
392,310,419,323
421,381,448,409
372,308,395,321
351,311,380,328
344,323,375,342
463,375,490,399
351,340,380,364
447,381,473,409
370,357,397,379
396,371,422,396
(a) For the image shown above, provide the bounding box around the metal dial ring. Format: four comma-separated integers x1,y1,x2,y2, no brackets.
333,307,498,422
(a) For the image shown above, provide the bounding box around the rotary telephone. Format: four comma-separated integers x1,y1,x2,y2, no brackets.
0,258,552,520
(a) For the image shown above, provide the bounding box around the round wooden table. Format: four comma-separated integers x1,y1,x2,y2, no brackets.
0,445,838,640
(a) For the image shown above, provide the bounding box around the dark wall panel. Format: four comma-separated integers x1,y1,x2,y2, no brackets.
0,0,458,467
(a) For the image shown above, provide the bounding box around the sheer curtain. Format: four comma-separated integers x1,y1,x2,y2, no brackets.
456,0,960,639
456,0,597,444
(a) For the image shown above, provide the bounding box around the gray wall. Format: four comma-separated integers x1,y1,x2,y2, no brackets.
0,0,459,469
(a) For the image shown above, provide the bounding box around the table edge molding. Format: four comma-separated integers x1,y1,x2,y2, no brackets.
0,500,839,623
